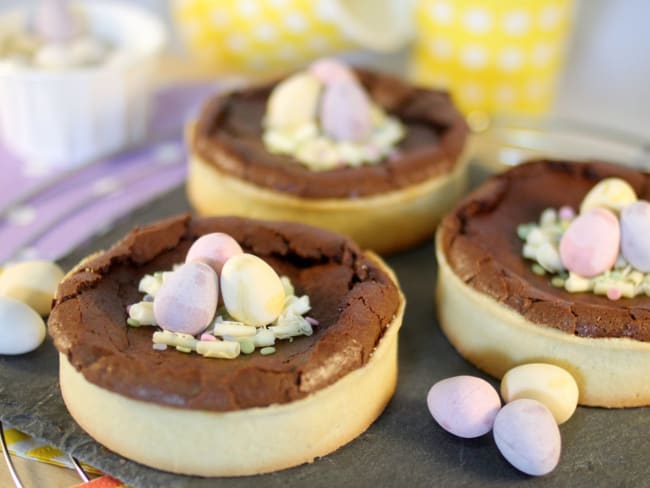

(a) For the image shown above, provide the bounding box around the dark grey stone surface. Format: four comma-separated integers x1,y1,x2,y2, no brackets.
1,186,650,487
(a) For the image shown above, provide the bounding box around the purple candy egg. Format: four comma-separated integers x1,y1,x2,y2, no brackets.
427,376,501,438
621,200,650,272
153,262,218,336
493,399,561,476
319,79,373,143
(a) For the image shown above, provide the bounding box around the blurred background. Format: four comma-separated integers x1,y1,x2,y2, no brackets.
1,0,649,263
2,0,648,137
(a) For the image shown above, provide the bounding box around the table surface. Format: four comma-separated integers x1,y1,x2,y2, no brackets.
2,184,650,488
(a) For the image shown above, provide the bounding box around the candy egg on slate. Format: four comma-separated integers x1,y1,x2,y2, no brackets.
0,260,64,316
493,399,561,476
186,233,243,273
153,262,218,336
579,177,637,215
620,200,650,272
501,363,579,424
220,254,285,327
320,78,373,143
0,296,47,355
427,376,501,438
559,208,620,277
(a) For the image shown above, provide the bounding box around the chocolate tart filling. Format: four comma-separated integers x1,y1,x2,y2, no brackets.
49,215,401,411
193,69,468,199
439,160,650,341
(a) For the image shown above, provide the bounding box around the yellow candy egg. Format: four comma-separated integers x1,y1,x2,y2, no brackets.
500,363,579,424
580,177,637,215
0,260,64,316
220,254,285,327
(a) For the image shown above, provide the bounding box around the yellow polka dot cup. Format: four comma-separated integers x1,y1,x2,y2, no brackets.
171,0,413,76
410,0,575,117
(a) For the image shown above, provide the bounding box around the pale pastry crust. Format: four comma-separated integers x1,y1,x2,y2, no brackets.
435,231,650,408
187,143,468,255
59,253,405,476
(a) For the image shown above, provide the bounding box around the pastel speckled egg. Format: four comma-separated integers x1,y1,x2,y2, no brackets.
0,260,64,316
320,78,373,143
186,233,243,273
493,399,561,476
0,296,46,355
220,254,285,327
309,58,355,83
265,72,322,130
579,177,637,215
501,363,579,424
620,201,650,272
559,208,620,277
153,262,218,335
427,376,501,438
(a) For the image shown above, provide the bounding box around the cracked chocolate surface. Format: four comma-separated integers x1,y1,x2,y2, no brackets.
49,215,401,411
439,159,650,341
193,68,468,199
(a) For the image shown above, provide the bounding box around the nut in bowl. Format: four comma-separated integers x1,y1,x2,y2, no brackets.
0,0,166,169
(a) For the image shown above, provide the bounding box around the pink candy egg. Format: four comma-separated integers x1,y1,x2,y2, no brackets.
309,58,355,84
559,208,620,277
186,233,243,273
427,376,501,438
620,201,650,272
320,79,373,143
153,262,218,336
34,0,80,42
493,399,561,476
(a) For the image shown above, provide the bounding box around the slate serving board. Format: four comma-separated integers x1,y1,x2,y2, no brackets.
1,187,649,488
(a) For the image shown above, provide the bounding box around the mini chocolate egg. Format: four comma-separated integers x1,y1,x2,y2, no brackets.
501,363,579,424
620,201,650,272
309,58,355,83
427,376,501,438
0,260,64,315
153,262,218,336
220,254,285,327
493,399,561,476
265,72,322,130
186,233,243,273
0,296,46,355
559,208,619,277
579,177,637,215
320,79,373,143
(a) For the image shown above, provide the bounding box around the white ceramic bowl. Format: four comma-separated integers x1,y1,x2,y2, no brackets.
0,1,167,169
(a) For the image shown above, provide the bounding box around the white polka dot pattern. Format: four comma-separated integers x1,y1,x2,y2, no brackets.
411,0,574,115
171,0,353,74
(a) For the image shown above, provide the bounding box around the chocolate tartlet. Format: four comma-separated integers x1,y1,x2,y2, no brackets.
436,160,650,408
49,215,404,476
188,68,468,254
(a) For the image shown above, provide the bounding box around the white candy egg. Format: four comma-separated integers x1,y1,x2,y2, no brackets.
493,399,561,476
501,363,579,424
153,262,218,336
0,260,64,316
0,296,46,355
220,254,285,327
427,376,501,438
265,72,322,130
